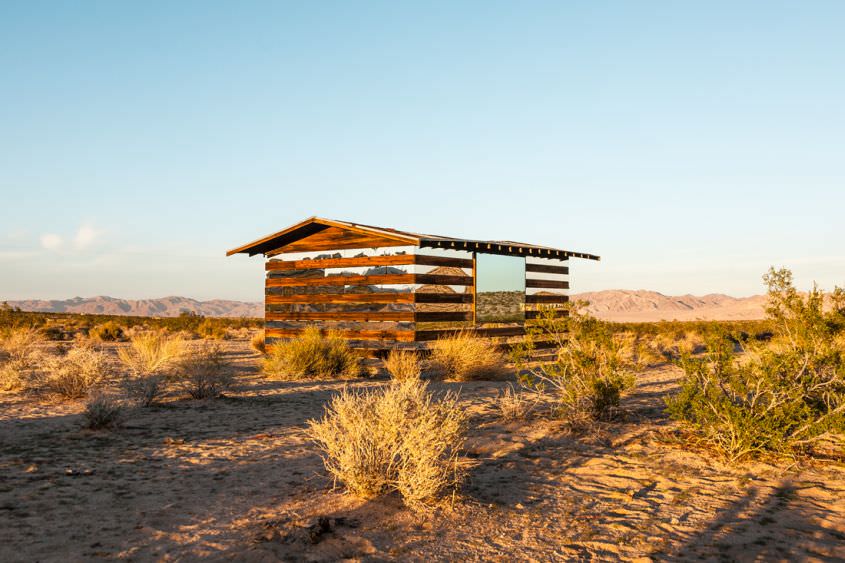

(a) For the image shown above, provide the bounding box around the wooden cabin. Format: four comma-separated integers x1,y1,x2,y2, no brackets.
227,217,599,353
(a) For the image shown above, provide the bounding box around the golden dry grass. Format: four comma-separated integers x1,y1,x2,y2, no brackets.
427,331,510,381
307,380,466,508
263,326,361,380
383,350,421,380
0,328,44,392
41,344,108,399
250,330,266,354
118,332,184,406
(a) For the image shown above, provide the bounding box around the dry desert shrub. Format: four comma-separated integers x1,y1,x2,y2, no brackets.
250,330,266,354
118,332,184,406
263,326,361,380
0,328,44,392
42,343,108,399
83,391,125,430
176,341,233,399
384,349,421,380
428,331,509,381
496,384,540,421
307,380,467,508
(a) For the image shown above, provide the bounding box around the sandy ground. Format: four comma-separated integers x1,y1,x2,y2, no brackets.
1,341,844,562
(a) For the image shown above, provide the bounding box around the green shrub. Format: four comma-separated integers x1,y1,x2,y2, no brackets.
307,380,467,508
666,268,845,460
516,303,635,426
263,327,361,380
196,318,228,340
89,321,125,342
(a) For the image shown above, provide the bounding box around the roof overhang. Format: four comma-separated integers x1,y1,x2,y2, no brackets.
227,216,600,261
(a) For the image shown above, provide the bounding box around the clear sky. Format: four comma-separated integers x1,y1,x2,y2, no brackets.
1,1,843,302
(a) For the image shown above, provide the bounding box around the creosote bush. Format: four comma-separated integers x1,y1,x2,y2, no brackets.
263,326,361,380
307,380,466,508
0,328,44,392
118,332,184,406
83,392,125,430
666,268,845,460
42,343,108,399
384,349,421,380
428,331,509,381
176,341,233,399
89,321,125,342
516,303,635,426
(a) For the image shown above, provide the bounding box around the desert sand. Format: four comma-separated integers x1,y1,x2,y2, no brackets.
1,341,843,561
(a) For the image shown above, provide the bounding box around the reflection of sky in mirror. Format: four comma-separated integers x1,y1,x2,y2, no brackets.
476,254,525,292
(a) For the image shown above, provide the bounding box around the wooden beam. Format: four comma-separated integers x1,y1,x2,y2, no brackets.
266,273,472,288
264,254,473,271
525,279,570,289
525,263,569,275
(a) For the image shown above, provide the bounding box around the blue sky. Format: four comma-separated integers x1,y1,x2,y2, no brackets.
1,1,843,301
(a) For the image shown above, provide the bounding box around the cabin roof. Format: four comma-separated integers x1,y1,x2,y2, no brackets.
226,216,600,261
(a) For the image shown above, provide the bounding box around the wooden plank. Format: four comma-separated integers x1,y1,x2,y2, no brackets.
414,293,474,304
414,311,472,322
414,326,526,341
525,263,569,275
525,294,569,304
526,279,570,289
414,274,472,286
414,255,474,268
266,311,415,322
266,255,414,271
266,273,472,288
266,293,414,304
266,273,414,288
265,253,473,272
265,327,416,342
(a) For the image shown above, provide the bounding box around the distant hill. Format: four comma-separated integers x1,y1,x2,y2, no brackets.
573,290,767,322
3,290,768,322
4,296,263,318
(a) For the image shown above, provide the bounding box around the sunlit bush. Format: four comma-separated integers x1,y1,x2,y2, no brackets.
263,326,361,380
0,328,44,392
666,268,845,460
307,380,466,508
428,331,509,381
42,343,108,399
384,349,421,381
118,332,184,406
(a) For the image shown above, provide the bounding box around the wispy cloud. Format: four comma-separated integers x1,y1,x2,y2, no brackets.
37,223,104,253
73,223,102,250
40,233,64,251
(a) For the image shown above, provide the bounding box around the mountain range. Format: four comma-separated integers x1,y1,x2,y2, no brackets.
3,291,768,322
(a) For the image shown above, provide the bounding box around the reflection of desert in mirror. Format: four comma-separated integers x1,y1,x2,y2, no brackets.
475,254,525,324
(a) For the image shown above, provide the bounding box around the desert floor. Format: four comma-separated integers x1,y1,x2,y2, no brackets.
1,341,844,562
